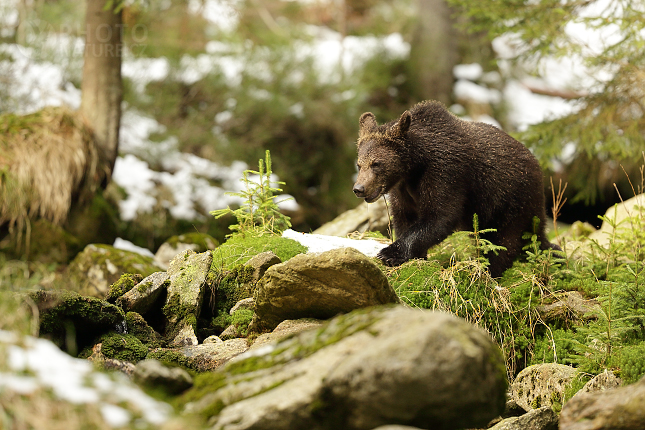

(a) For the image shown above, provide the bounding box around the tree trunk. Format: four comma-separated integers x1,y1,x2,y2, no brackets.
407,0,458,105
80,0,123,176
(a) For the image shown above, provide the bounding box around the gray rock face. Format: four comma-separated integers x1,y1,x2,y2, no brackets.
537,291,599,324
560,376,645,430
246,251,281,282
511,363,578,412
250,318,323,350
117,271,170,314
133,359,193,395
578,369,622,395
183,306,507,430
165,249,213,346
251,247,400,331
489,407,558,430
229,297,255,315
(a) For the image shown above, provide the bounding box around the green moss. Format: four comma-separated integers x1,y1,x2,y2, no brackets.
125,312,163,348
147,349,205,373
31,289,126,353
231,309,254,337
162,293,198,341
106,273,143,303
137,281,152,294
210,235,306,270
97,333,148,363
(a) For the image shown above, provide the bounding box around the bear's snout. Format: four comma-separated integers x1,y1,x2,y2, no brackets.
353,184,365,197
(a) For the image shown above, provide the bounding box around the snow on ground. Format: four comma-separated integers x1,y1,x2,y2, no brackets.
113,238,155,258
0,330,172,427
282,229,388,257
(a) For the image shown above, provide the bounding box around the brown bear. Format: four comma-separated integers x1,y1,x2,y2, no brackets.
353,100,561,277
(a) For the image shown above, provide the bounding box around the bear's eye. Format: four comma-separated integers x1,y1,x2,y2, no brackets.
371,161,381,169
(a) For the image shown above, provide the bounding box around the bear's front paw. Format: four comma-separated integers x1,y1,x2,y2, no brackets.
377,244,410,267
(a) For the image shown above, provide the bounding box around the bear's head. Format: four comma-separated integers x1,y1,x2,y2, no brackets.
353,110,411,203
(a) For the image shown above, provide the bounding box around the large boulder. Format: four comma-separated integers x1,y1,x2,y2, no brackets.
116,271,170,314
511,363,578,412
180,306,507,430
65,244,161,298
560,375,645,430
251,247,400,331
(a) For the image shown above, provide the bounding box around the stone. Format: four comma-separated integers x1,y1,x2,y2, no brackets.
560,375,645,430
489,407,558,430
229,297,255,315
219,325,238,341
87,343,137,377
314,199,391,237
511,363,578,412
164,249,213,347
154,233,219,269
203,335,223,345
65,244,161,298
133,359,193,395
117,271,170,314
588,194,645,247
149,338,248,372
251,247,400,331
574,369,622,398
537,291,600,324
29,289,125,353
182,306,507,430
250,318,324,350
246,251,281,282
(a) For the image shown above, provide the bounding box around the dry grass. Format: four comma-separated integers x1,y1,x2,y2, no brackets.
0,107,108,251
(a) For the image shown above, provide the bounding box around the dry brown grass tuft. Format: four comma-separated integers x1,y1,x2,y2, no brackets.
0,107,108,251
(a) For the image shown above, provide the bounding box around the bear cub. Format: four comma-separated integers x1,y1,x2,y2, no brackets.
353,100,561,277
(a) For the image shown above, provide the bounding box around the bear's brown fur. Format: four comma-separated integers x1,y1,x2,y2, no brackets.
353,100,561,277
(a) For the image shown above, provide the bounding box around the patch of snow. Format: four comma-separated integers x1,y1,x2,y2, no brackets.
454,80,501,105
122,56,170,94
188,0,241,33
0,330,172,427
282,229,388,257
113,238,155,257
0,44,81,113
503,80,574,132
453,63,483,81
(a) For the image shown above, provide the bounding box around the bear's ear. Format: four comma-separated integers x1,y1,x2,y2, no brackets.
390,110,411,137
359,112,377,137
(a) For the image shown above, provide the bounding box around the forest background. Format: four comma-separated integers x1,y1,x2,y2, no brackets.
0,0,643,255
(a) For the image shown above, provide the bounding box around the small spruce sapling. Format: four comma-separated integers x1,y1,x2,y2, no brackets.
451,214,507,273
211,150,292,237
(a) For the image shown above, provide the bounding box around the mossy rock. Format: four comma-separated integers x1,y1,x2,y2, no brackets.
29,289,125,354
88,332,148,363
210,235,306,271
106,273,144,303
65,244,161,298
125,311,164,348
